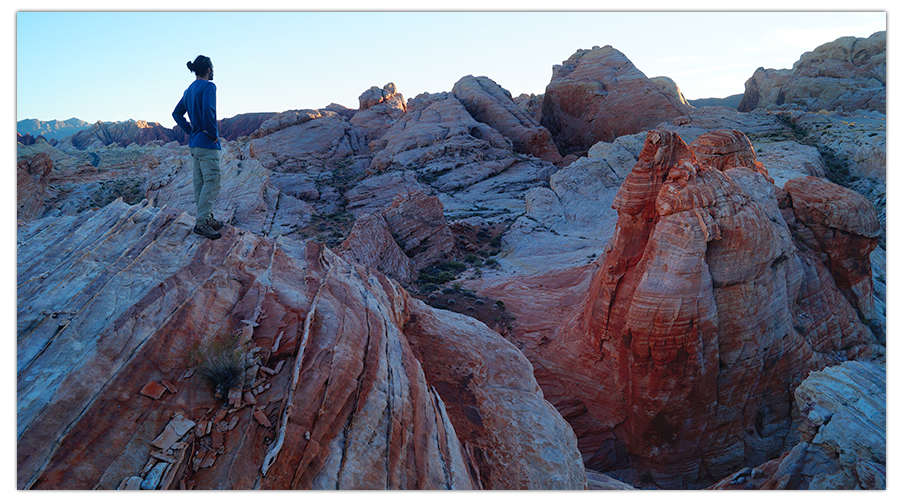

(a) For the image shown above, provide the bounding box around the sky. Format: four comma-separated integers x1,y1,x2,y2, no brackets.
14,6,887,129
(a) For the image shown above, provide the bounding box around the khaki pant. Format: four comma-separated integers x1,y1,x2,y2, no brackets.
190,147,221,223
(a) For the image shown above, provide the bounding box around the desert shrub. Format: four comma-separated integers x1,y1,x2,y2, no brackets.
188,333,257,398
417,260,467,285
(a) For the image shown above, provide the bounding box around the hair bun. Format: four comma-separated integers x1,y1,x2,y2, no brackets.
186,61,194,71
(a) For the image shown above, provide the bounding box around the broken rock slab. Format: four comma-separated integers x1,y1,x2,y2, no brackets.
150,413,196,450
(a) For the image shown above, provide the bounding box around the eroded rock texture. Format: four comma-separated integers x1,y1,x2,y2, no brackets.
452,75,563,164
538,45,692,154
479,129,882,488
710,361,885,490
337,189,456,285
738,31,886,113
17,200,586,490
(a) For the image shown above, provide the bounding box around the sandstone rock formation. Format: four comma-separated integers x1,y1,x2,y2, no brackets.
476,129,882,488
365,90,556,223
538,45,693,154
16,38,887,491
17,200,586,490
710,361,885,490
17,140,56,220
452,75,562,164
738,31,885,113
688,129,773,182
350,83,408,146
782,176,882,339
337,190,456,285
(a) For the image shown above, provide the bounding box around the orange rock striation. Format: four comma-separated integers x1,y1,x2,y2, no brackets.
480,128,882,488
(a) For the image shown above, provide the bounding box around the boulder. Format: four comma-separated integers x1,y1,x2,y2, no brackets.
538,45,692,154
452,75,562,164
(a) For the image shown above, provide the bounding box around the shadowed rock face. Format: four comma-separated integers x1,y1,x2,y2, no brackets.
17,200,586,490
709,360,885,490
478,129,882,488
538,46,692,154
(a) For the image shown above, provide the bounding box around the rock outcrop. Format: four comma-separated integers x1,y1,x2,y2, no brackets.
782,176,882,339
337,190,456,285
350,83,408,146
17,200,586,490
738,31,885,113
538,45,693,154
452,75,562,164
710,361,885,490
477,129,882,488
218,112,277,140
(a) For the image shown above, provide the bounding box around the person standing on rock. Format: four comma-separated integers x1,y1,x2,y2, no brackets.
173,55,224,240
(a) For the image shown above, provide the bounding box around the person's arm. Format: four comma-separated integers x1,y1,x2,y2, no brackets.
172,96,193,134
201,83,219,142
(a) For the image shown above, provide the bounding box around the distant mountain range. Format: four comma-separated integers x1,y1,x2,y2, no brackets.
687,93,744,109
17,118,92,141
18,113,277,149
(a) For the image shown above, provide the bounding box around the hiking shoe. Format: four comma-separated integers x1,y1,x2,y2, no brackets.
205,215,224,231
193,222,221,240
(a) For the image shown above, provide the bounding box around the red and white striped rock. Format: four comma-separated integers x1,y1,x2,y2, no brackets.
17,200,585,490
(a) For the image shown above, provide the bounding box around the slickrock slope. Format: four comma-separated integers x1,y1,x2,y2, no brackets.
477,129,882,488
17,200,586,490
738,31,885,113
452,75,563,164
538,45,693,154
710,361,885,490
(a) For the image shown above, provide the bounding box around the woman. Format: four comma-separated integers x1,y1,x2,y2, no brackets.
173,55,224,240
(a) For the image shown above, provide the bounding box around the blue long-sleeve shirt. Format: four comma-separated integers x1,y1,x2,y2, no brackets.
172,79,220,149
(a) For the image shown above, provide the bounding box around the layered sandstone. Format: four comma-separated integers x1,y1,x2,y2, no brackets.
478,129,881,488
783,176,882,338
710,361,885,490
350,82,408,146
337,190,456,285
17,200,586,490
738,31,885,113
538,45,693,154
452,75,562,164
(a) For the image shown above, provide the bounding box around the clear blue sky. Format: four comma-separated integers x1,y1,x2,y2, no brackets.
15,9,887,128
